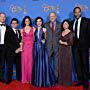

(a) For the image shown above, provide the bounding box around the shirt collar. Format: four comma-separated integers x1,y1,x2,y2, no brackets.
50,21,56,24
75,17,82,21
13,28,17,33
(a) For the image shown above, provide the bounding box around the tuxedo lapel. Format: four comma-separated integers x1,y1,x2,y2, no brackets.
5,25,10,39
55,22,58,32
80,17,84,31
12,29,20,39
18,30,21,40
12,29,16,35
54,22,60,33
79,17,85,38
11,29,20,42
5,25,10,33
72,19,75,32
48,22,52,33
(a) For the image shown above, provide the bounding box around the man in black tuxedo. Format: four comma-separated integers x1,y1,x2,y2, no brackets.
5,18,22,84
0,12,11,83
72,7,90,90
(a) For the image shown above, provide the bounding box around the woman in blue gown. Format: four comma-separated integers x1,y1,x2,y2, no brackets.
32,17,51,87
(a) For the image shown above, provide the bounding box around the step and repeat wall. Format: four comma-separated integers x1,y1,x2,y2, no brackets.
0,0,90,24
0,0,90,81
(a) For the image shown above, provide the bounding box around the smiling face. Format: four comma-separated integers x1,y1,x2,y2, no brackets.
0,13,6,23
63,21,69,30
25,18,30,26
49,12,57,22
36,19,42,27
74,8,81,18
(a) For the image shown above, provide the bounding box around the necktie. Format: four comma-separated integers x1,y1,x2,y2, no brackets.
51,22,54,32
16,30,19,38
75,18,78,39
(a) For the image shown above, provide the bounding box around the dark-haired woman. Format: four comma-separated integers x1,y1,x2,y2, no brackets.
21,16,35,84
32,17,50,87
59,19,75,86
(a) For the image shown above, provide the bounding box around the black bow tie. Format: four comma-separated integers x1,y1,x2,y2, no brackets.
0,24,6,26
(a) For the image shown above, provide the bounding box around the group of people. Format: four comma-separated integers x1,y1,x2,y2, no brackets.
0,7,90,90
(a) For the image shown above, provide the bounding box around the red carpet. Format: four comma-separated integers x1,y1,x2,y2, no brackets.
0,81,89,90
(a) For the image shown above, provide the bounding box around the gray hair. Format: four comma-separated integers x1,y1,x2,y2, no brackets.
49,12,57,17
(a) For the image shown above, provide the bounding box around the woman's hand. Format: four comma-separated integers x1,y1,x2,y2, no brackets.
19,42,23,51
15,48,21,53
59,40,63,44
42,39,45,43
43,28,47,33
59,40,68,45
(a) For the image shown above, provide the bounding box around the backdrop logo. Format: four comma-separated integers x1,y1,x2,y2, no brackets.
10,4,27,14
42,4,60,13
75,3,90,11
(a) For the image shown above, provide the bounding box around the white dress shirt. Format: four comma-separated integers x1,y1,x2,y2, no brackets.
13,28,17,34
0,22,6,44
73,17,82,39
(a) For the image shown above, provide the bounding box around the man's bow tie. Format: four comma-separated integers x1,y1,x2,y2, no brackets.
0,24,6,26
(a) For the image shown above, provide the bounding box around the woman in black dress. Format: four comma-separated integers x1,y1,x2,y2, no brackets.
59,19,75,86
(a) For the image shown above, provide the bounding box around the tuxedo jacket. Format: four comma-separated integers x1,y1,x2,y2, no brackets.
4,26,22,58
72,17,90,48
